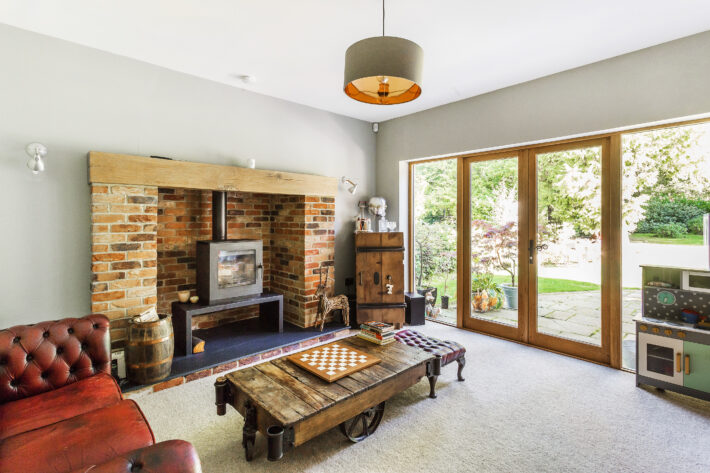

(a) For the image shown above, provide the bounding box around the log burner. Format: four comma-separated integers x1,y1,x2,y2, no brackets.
196,191,263,304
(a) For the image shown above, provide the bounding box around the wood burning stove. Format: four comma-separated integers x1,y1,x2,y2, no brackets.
196,191,263,303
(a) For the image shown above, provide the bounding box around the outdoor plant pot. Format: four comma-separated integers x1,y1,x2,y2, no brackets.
472,289,500,313
500,284,518,310
416,287,437,306
441,295,449,309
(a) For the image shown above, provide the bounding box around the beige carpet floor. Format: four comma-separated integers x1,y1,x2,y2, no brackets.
137,323,710,472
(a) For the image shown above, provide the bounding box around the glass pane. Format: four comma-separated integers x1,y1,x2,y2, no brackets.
621,122,710,371
536,146,602,346
412,159,458,325
217,249,256,288
646,344,674,376
470,157,519,327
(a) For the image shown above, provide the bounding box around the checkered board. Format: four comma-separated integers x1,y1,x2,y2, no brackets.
287,342,381,382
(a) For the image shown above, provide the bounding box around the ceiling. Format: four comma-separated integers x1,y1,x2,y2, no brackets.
1,1,710,123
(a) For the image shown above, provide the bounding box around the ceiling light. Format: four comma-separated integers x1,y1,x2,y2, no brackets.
343,0,423,105
235,74,256,84
25,143,47,174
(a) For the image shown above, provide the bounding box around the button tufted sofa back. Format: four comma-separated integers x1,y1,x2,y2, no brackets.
0,314,111,403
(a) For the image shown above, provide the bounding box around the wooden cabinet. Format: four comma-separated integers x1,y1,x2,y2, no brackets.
355,232,405,328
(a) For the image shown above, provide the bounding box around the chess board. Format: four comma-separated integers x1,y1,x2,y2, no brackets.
287,342,381,382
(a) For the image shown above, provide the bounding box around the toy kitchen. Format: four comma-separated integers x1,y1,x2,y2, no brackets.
637,264,710,401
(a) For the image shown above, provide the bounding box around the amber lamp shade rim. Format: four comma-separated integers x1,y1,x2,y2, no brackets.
344,78,422,105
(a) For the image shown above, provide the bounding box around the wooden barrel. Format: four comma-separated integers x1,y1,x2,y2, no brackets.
126,314,174,385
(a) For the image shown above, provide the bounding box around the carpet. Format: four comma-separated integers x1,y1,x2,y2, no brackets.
136,322,710,472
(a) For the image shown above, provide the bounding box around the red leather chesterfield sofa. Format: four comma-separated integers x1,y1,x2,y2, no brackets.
0,314,202,473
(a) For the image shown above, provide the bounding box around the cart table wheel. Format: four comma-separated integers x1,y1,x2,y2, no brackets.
339,401,385,442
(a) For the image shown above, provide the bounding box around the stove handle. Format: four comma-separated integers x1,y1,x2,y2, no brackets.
676,352,682,373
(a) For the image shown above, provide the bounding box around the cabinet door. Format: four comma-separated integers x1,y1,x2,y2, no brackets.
356,251,381,304
684,341,710,393
638,332,684,385
381,250,404,304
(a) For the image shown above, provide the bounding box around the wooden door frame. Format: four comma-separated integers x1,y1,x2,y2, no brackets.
407,116,710,369
408,156,463,327
526,137,611,365
462,150,527,341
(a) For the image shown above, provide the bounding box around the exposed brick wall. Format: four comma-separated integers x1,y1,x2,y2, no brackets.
91,185,336,339
90,185,158,344
303,196,336,326
271,196,336,327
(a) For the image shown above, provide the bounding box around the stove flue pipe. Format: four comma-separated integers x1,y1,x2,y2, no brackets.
212,191,227,241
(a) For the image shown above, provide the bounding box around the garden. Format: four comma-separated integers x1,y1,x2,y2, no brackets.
413,123,710,329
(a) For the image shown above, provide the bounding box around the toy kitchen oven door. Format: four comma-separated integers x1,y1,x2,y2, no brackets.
638,331,684,385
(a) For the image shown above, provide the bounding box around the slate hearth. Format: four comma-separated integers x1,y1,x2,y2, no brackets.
123,319,350,393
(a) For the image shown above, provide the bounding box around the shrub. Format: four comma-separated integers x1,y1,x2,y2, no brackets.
635,196,708,235
687,215,706,235
654,222,687,238
635,220,659,234
643,197,704,226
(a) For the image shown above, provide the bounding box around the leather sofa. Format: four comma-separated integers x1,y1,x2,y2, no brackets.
0,314,201,473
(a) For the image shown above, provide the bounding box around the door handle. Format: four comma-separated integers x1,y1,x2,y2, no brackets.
528,240,549,263
358,272,363,285
685,355,690,375
676,353,682,372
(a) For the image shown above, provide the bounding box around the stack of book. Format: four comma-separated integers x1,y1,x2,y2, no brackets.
358,321,395,345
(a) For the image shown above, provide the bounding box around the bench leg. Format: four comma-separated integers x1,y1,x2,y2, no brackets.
426,354,442,399
456,356,466,382
427,375,438,399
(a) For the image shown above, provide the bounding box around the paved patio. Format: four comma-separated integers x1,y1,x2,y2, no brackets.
428,290,641,367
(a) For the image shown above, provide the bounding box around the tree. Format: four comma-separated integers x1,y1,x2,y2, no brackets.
413,222,454,287
471,220,518,286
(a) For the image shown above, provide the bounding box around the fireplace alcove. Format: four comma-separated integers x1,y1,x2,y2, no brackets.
87,151,348,390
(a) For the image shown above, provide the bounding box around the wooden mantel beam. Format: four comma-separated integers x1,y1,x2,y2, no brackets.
88,151,338,196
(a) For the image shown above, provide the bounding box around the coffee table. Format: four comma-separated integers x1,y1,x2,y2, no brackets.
214,335,441,461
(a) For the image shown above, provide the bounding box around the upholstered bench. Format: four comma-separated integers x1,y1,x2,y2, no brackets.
394,329,466,398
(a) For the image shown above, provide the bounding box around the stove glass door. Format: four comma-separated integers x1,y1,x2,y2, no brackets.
217,249,257,288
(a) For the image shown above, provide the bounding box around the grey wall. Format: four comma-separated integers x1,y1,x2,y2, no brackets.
376,30,710,244
0,24,375,328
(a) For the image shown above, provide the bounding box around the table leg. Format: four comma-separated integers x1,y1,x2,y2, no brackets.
243,401,257,461
259,299,283,332
215,376,228,415
171,303,192,356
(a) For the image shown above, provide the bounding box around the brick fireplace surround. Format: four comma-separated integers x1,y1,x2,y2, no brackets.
90,184,336,347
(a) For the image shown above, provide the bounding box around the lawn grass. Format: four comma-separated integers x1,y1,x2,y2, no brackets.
421,274,603,306
629,233,704,245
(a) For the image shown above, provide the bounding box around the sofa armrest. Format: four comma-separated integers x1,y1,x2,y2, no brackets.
68,440,202,473
0,314,111,403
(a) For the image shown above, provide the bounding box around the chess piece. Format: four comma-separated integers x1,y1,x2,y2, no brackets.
315,264,350,331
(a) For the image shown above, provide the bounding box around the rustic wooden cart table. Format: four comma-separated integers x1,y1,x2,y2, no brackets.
215,335,440,461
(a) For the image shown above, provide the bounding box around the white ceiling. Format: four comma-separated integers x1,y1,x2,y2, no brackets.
1,1,710,123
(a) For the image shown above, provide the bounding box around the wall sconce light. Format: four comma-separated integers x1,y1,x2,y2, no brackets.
26,143,47,174
341,176,358,195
